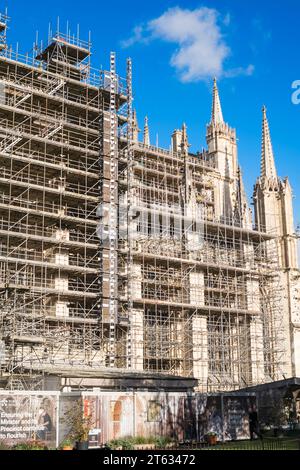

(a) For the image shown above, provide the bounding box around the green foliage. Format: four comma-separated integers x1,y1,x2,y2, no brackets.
260,395,290,428
12,440,48,450
59,437,74,449
131,436,148,445
108,437,134,450
154,436,174,448
108,435,175,449
0,441,10,450
62,398,94,443
203,436,299,451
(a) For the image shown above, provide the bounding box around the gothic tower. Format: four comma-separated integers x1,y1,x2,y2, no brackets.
206,79,250,226
254,106,297,266
253,106,300,377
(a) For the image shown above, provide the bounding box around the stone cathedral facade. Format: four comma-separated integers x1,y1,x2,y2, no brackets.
0,10,298,392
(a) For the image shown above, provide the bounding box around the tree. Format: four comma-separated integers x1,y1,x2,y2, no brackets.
63,397,94,443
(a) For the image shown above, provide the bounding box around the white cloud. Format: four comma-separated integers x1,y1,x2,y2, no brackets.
225,64,255,78
223,13,231,27
121,26,145,48
121,6,254,83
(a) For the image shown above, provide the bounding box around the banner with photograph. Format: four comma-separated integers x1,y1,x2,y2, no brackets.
0,392,58,447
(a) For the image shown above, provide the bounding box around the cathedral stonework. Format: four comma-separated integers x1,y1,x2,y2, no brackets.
0,12,298,392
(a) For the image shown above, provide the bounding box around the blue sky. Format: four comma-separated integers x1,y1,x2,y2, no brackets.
3,0,300,223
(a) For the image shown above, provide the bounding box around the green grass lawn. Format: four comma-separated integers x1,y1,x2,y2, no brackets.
203,436,300,451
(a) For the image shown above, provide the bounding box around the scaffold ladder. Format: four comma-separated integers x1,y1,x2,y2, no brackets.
126,58,133,368
108,52,117,367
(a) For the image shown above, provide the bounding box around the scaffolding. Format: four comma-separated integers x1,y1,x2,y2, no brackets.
117,149,287,390
0,14,127,389
0,12,287,392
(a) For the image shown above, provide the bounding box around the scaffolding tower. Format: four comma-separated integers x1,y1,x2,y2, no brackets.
0,14,128,389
